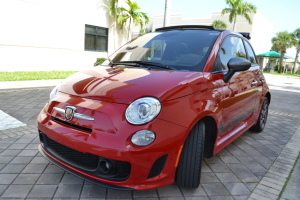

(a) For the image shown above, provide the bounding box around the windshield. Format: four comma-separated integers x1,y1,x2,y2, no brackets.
104,30,220,72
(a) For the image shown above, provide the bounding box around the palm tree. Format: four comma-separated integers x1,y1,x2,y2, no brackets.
221,0,257,31
109,0,119,50
211,20,227,29
139,27,151,36
271,43,280,53
271,31,295,73
117,0,149,40
292,28,300,73
109,0,119,19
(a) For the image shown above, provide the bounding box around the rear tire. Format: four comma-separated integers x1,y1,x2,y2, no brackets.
176,120,205,188
250,97,269,132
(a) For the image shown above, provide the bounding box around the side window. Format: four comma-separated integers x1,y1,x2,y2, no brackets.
213,36,246,72
244,41,257,65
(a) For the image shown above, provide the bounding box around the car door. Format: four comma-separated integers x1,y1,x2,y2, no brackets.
243,40,261,108
212,36,256,136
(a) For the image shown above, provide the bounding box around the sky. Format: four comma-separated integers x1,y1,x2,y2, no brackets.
135,0,300,57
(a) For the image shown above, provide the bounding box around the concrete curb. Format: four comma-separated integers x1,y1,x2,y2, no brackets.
249,123,300,200
0,79,64,90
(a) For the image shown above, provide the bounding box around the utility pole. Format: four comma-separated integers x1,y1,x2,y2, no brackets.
163,0,171,27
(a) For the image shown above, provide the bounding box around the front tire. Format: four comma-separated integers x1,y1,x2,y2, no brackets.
250,97,269,132
176,120,205,188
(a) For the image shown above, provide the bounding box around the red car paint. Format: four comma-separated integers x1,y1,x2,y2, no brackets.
38,27,270,190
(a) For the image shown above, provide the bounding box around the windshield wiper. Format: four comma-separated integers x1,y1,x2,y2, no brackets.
110,61,144,68
111,61,175,70
137,61,176,70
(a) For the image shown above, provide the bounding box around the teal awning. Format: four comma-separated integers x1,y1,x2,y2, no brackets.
257,51,288,59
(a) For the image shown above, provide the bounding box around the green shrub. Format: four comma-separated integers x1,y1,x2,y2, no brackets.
274,65,278,72
94,58,106,66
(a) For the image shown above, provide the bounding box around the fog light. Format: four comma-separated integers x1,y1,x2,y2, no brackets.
99,159,114,173
131,130,155,146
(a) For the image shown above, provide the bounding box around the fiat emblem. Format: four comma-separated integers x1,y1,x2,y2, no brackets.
64,106,76,121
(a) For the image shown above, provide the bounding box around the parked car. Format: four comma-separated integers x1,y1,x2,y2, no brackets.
37,25,270,190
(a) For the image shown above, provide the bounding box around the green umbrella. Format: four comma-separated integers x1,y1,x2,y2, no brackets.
257,51,288,59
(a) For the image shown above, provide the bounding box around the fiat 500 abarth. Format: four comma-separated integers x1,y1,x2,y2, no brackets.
38,25,270,190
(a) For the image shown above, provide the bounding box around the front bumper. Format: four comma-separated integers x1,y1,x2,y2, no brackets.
37,93,188,190
39,143,133,190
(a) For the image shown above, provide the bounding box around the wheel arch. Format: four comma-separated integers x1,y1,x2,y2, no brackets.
202,116,217,158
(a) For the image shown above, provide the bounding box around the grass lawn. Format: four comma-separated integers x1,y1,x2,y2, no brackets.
1,70,299,81
263,71,300,78
0,71,78,81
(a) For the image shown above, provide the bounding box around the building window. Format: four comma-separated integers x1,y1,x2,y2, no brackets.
85,25,108,52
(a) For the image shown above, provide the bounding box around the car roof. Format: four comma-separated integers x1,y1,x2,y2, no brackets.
155,25,251,40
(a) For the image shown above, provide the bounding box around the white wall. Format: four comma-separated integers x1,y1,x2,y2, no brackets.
251,12,273,54
0,0,128,71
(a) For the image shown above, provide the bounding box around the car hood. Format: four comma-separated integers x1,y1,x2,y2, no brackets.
58,66,203,104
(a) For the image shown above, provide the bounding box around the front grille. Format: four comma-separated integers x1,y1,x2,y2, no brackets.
51,117,92,133
148,155,168,179
116,161,131,176
45,134,99,170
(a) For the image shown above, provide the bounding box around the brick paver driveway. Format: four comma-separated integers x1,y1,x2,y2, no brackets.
0,75,299,200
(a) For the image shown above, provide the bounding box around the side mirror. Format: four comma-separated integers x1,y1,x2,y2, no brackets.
224,57,251,83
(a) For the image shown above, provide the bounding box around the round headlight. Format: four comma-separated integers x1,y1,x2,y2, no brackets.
49,86,59,101
131,130,155,146
125,97,161,125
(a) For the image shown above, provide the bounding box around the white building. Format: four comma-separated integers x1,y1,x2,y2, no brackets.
134,11,273,57
0,1,274,72
0,0,129,72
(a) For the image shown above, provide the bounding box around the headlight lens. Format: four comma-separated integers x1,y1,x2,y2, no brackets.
125,97,161,125
49,86,59,101
131,130,155,146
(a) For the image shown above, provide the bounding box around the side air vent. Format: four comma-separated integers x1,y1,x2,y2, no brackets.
148,155,168,179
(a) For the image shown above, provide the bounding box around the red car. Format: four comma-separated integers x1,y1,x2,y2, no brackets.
38,25,270,190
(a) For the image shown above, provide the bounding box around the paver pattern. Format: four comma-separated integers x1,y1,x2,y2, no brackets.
0,75,299,199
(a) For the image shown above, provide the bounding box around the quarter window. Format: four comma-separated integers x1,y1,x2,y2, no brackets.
213,36,246,72
244,41,257,65
85,25,108,52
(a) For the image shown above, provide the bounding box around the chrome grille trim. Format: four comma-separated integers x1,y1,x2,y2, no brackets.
54,107,94,121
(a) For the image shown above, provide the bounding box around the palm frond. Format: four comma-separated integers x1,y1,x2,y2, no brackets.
229,11,236,23
243,13,252,24
294,28,300,39
117,14,129,29
109,0,119,18
243,2,257,14
211,20,227,29
221,8,232,16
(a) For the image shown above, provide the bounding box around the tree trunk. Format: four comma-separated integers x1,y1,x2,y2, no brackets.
279,52,284,73
233,17,236,31
128,17,132,41
292,42,300,73
113,1,119,52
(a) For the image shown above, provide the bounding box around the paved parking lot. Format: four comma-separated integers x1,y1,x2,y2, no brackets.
0,74,299,200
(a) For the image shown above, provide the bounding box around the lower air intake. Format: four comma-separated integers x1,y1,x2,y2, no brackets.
148,155,168,179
